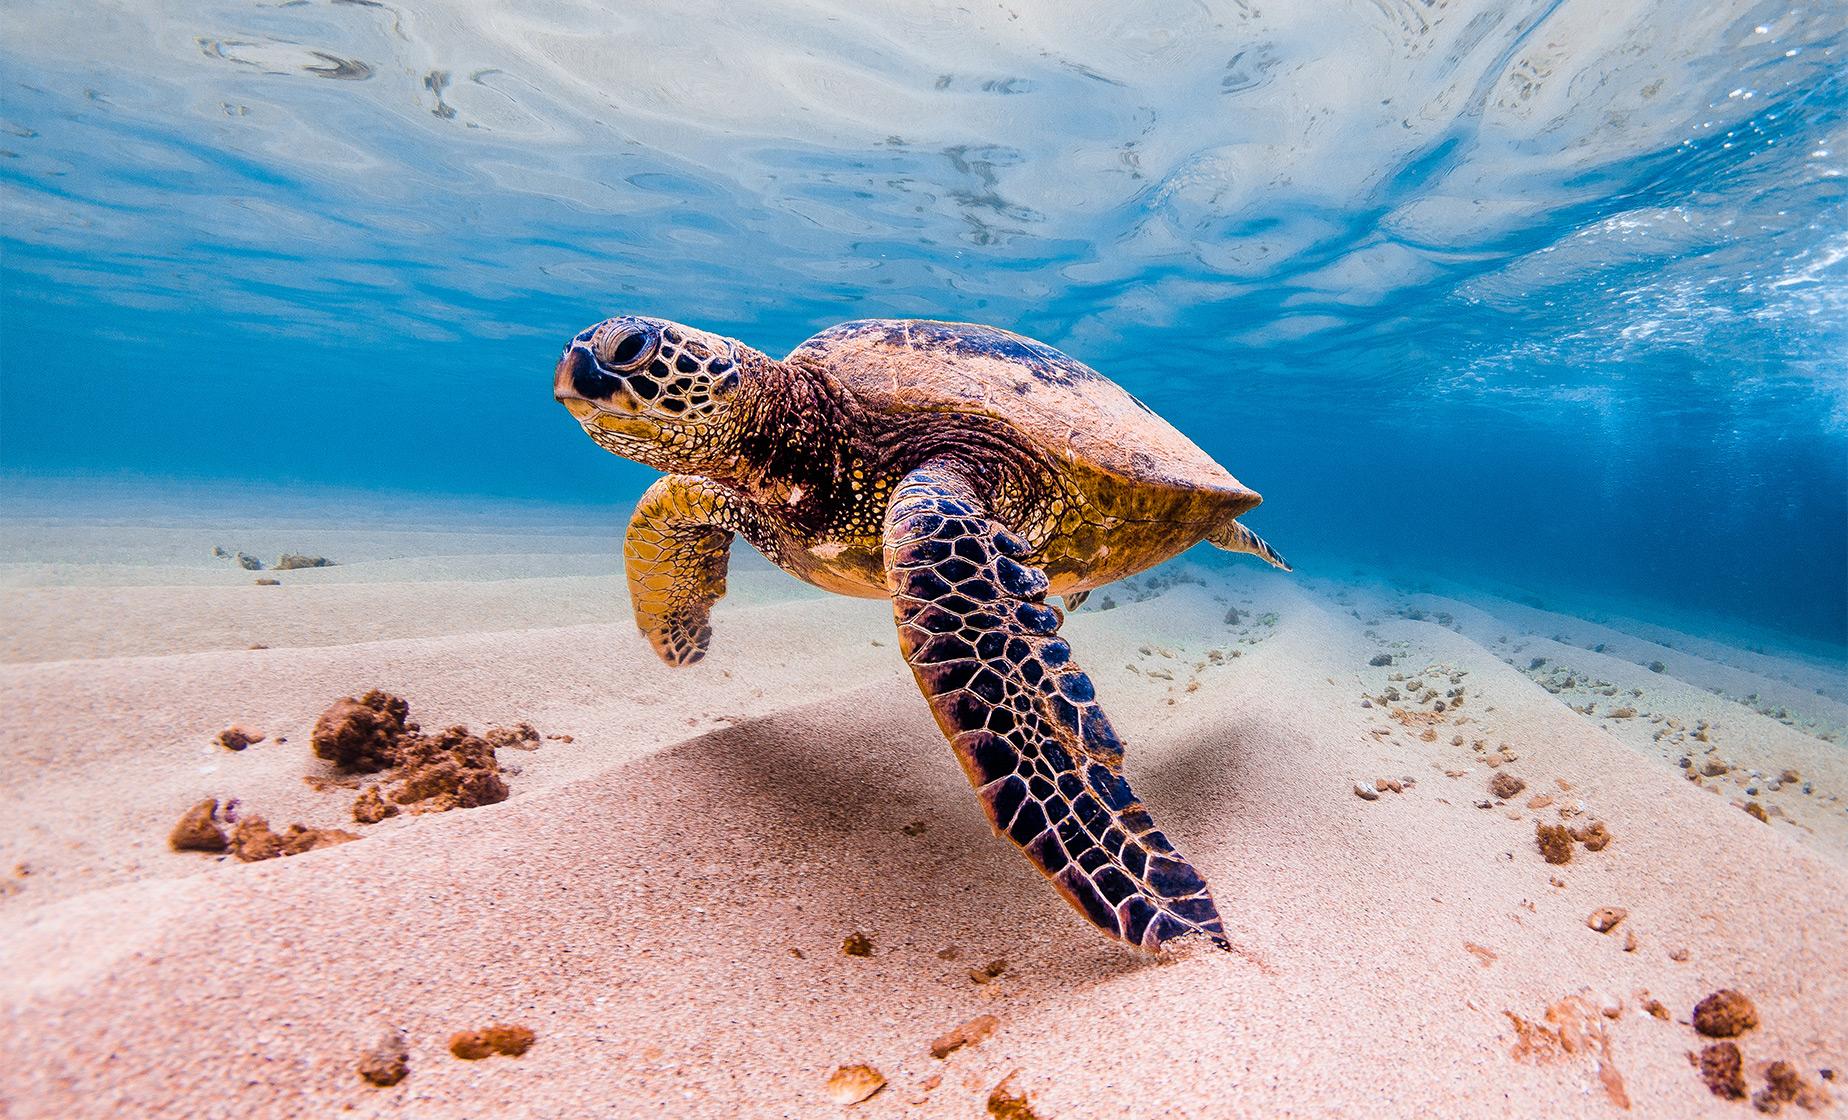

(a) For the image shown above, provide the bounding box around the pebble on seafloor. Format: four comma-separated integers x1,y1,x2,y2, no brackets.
826,1065,887,1105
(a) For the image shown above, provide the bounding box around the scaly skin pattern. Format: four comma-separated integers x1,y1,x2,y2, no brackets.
624,475,737,666
885,460,1228,949
554,315,1288,950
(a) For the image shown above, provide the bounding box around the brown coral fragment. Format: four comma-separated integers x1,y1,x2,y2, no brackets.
1536,822,1574,864
357,1030,408,1087
483,723,543,751
388,727,508,812
1490,772,1526,800
1697,1041,1747,1099
841,931,874,957
1692,989,1759,1038
352,786,398,824
313,690,411,773
1745,800,1770,823
929,1014,999,1059
230,816,285,862
169,799,228,852
228,816,357,862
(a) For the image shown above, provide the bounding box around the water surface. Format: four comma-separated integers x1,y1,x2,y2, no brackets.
1,0,1843,648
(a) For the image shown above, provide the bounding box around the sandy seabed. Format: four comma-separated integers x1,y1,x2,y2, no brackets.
0,507,1844,1119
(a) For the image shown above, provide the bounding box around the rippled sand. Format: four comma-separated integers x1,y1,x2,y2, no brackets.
1,507,1844,1118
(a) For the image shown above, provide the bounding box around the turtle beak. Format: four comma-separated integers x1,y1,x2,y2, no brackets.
554,347,600,418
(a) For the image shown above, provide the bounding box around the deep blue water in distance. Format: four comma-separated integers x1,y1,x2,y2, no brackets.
1,1,1844,651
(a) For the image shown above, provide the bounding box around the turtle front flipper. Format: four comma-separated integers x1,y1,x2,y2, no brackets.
883,461,1228,951
626,474,737,666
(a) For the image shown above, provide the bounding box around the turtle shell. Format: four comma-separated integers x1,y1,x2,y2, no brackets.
787,319,1261,515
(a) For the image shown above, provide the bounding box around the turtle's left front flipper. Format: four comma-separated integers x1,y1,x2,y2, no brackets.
626,474,737,666
883,460,1228,951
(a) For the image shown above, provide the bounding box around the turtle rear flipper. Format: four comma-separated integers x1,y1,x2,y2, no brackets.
883,461,1228,951
1208,519,1291,572
626,475,736,666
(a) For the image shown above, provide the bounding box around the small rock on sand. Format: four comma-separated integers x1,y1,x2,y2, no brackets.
450,1024,535,1060
216,727,263,751
969,958,1008,984
357,1030,409,1086
1490,773,1526,800
930,1014,999,1058
841,931,874,957
1692,989,1759,1038
1353,783,1380,801
825,1064,886,1105
1586,906,1628,933
168,799,228,852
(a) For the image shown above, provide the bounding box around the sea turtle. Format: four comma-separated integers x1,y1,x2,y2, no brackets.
553,316,1289,951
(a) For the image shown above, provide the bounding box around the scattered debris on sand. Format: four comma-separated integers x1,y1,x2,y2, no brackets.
825,1064,886,1105
215,727,263,752
969,958,1008,984
986,1074,1043,1119
483,722,543,751
254,578,281,586
1505,992,1631,1109
311,691,516,814
273,554,335,570
1744,800,1770,823
1696,1041,1747,1099
1586,907,1628,933
1536,822,1574,864
228,816,358,862
1570,820,1613,851
449,1024,534,1060
1756,1059,1833,1113
930,1014,999,1059
169,799,228,852
842,931,874,957
1464,942,1498,966
352,786,398,824
357,1029,409,1087
1693,989,1759,1038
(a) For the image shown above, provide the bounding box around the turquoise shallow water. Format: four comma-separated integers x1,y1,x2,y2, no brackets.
1,0,1843,650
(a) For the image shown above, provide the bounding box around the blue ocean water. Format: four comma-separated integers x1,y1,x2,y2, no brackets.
1,0,1843,651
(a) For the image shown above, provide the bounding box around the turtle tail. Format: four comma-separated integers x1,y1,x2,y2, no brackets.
1208,519,1291,572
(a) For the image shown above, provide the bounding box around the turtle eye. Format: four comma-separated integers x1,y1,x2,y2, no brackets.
598,324,657,370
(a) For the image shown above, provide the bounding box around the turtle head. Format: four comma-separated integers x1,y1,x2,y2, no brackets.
554,316,755,471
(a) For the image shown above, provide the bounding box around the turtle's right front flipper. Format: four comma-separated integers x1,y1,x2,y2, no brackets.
883,461,1228,951
625,474,737,666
